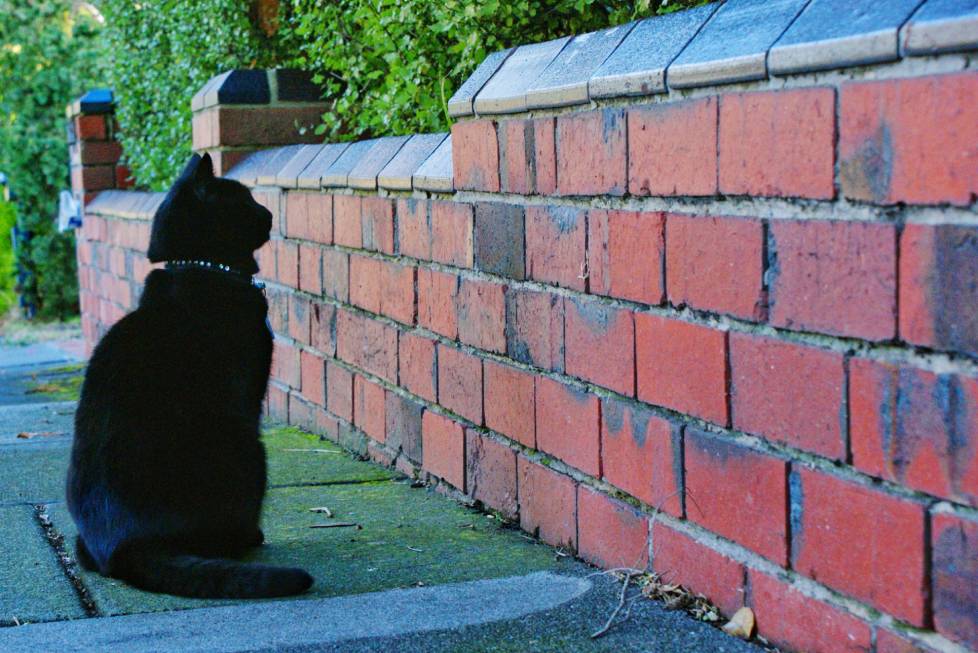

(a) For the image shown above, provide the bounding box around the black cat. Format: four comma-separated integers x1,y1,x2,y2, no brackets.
67,153,313,598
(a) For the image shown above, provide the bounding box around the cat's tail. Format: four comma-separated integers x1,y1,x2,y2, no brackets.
113,549,313,599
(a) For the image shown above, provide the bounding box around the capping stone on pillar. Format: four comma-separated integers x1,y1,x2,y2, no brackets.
191,69,327,176
67,88,133,206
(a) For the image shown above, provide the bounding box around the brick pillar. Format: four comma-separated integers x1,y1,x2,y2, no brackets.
67,89,132,206
191,69,326,176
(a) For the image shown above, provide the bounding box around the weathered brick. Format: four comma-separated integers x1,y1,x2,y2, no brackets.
347,256,414,324
299,350,324,406
213,105,324,147
533,117,557,195
271,340,300,388
304,193,333,244
325,360,353,422
421,411,465,489
483,360,535,448
276,240,299,288
398,332,437,403
850,358,978,506
932,511,978,649
749,569,872,653
430,201,473,267
505,288,564,372
840,72,978,205
333,194,362,248
628,97,717,197
636,314,728,425
289,393,317,431
719,88,835,199
588,210,664,305
354,375,386,442
465,430,517,519
535,377,600,476
253,191,281,235
310,301,336,356
499,119,534,195
256,241,276,283
452,119,499,192
730,333,845,459
396,198,430,260
457,278,505,354
76,114,107,141
284,192,309,240
517,456,577,550
666,214,764,320
436,345,482,425
473,202,525,280
578,487,649,569
564,298,634,395
298,244,322,295
525,205,586,291
267,383,289,422
601,399,682,515
793,467,928,625
556,108,626,196
321,248,349,302
876,629,940,653
361,197,395,254
900,224,978,358
79,140,122,165
385,391,424,463
685,429,788,564
337,310,398,383
350,255,383,314
417,269,458,340
769,220,897,340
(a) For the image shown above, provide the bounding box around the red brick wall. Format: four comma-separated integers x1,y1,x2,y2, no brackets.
76,69,978,653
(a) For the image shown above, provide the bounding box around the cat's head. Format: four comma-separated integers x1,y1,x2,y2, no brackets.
147,153,272,274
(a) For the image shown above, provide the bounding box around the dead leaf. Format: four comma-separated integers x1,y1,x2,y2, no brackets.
722,606,756,639
308,506,333,517
16,431,61,439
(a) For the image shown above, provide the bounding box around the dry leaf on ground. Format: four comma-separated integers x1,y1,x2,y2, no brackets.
722,606,756,639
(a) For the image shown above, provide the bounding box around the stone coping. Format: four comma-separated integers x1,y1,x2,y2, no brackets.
86,191,164,220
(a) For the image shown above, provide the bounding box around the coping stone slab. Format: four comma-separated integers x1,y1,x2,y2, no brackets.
447,48,515,118
378,133,447,191
413,136,454,193
322,139,381,188
225,148,279,186
203,70,270,110
273,144,323,188
901,0,978,54
524,23,635,109
668,0,810,89
347,136,412,190
589,3,720,99
256,145,307,186
295,143,349,190
473,37,572,115
769,0,923,74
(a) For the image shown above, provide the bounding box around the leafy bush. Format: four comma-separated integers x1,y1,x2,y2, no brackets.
0,200,15,315
0,1,105,319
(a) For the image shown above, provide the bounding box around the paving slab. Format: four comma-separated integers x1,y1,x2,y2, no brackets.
264,427,397,486
347,136,411,190
412,136,454,193
589,3,720,98
770,0,922,74
296,143,349,189
0,342,80,369
0,442,71,504
447,48,515,118
0,505,86,626
255,145,306,186
524,23,636,109
377,133,447,191
0,402,75,443
901,0,978,54
668,0,810,88
0,362,83,406
322,140,377,188
473,37,572,114
272,144,323,188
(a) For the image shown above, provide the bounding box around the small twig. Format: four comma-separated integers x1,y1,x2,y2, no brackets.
406,546,423,552
591,570,638,639
284,448,340,454
309,522,358,529
308,506,333,517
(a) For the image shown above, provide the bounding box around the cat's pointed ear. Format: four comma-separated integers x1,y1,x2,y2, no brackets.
195,152,215,183
178,153,203,180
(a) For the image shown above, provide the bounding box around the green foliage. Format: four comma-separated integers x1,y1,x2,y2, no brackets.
0,1,104,319
0,200,15,315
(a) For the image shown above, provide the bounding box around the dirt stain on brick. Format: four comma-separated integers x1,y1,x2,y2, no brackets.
548,205,581,235
571,297,614,332
788,470,804,567
841,122,893,203
933,520,978,643
932,226,978,358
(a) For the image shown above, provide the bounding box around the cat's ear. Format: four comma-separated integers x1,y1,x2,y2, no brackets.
178,153,203,180
194,152,215,183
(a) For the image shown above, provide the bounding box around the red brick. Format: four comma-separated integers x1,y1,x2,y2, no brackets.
285,192,310,240
730,333,845,459
396,198,430,260
380,260,415,325
749,570,872,653
310,301,336,356
75,114,107,141
876,629,940,653
588,210,664,305
499,120,534,195
535,377,599,476
321,249,349,302
452,119,499,192
253,191,281,235
564,298,634,395
456,278,505,354
333,195,362,248
666,214,764,320
578,487,649,569
325,360,353,422
932,511,978,649
473,202,525,280
350,255,382,314
769,220,896,340
430,201,473,267
417,269,458,340
421,411,465,489
300,351,325,406
840,72,978,205
276,240,299,288
525,205,586,291
305,193,332,244
76,165,115,192
517,456,577,550
271,340,300,388
336,310,398,383
533,118,556,195
465,430,517,519
636,315,728,425
719,88,835,199
628,97,717,197
651,522,745,616
685,429,788,563
601,399,681,515
298,244,322,295
361,197,394,254
79,140,122,165
900,224,978,358
398,332,437,403
354,375,386,442
850,358,978,505
115,165,134,189
214,105,324,147
794,469,928,625
288,294,311,344
556,108,626,196
483,361,535,448
505,288,564,372
256,241,276,282
267,383,289,422
437,345,482,425
385,392,424,462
